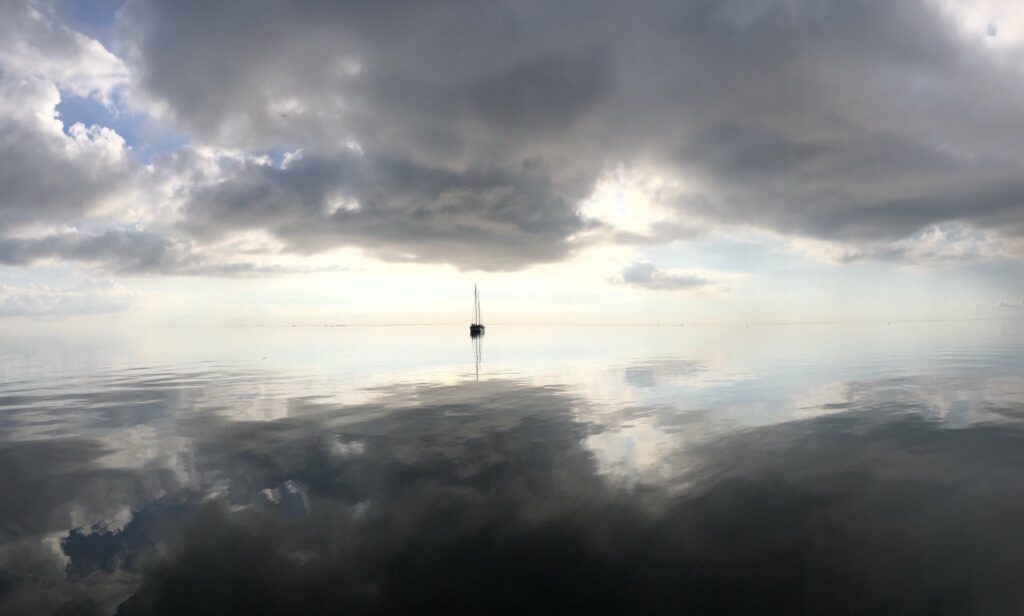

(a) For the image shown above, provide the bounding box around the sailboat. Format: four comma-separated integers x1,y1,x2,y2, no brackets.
470,285,485,337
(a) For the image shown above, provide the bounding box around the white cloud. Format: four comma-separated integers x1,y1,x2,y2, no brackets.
0,1,129,104
787,224,1022,267
0,78,133,233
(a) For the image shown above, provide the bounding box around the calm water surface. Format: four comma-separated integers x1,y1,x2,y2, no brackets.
2,322,1024,614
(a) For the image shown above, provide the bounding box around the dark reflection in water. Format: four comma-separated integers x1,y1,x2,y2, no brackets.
2,325,1024,614
129,404,1024,615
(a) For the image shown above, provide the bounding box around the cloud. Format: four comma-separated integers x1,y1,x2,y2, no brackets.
788,223,1023,266
0,78,132,234
0,0,129,102
178,150,597,270
0,229,344,277
8,374,1024,611
102,0,1024,270
2,0,1024,275
0,279,133,316
0,228,186,272
616,261,714,291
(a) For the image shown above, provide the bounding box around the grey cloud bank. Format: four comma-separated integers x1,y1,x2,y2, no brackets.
179,151,596,270
3,0,1024,273
0,229,339,277
618,261,713,291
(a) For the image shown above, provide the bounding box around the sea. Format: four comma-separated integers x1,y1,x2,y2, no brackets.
2,321,1024,614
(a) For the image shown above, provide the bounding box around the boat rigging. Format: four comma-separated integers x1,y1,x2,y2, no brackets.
470,285,485,337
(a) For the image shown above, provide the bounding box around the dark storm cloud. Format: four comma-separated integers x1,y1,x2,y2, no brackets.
117,0,612,157
108,0,1024,268
468,50,611,134
181,152,597,270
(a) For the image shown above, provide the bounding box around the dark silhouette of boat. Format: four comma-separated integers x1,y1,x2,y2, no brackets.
470,285,485,337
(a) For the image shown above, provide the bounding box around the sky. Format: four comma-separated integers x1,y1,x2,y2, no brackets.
1,0,1024,325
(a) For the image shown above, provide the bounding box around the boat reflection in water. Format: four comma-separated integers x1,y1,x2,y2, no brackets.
472,332,483,381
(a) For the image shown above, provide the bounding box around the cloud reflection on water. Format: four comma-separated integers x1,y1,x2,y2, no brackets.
0,326,1024,613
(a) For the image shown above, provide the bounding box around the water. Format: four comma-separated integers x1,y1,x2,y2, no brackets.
3,322,1024,614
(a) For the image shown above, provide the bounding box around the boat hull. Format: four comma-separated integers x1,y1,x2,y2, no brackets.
470,324,485,337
